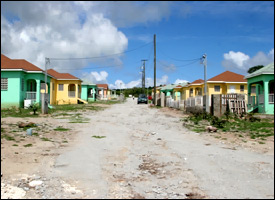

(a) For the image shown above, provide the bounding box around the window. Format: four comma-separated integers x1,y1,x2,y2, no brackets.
58,84,64,91
21,78,24,91
190,88,193,97
214,85,220,92
240,85,244,92
1,78,8,90
251,86,256,93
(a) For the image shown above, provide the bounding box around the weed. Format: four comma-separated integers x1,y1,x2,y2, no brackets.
23,144,33,147
92,135,106,139
258,141,265,144
62,140,68,143
1,134,15,141
12,144,18,146
41,137,51,142
54,127,70,131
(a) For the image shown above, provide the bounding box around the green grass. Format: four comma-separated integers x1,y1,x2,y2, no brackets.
92,135,106,139
1,107,41,118
54,127,70,131
12,144,18,146
90,100,120,105
1,134,15,141
23,144,33,147
41,137,51,142
62,140,68,143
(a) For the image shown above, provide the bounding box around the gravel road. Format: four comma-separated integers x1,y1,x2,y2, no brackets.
46,98,274,199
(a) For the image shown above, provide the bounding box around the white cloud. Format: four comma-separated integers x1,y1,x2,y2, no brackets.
222,49,274,73
223,51,250,69
1,2,128,72
81,71,108,84
174,79,189,85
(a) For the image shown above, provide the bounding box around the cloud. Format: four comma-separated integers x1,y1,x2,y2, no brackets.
81,71,108,84
1,1,128,72
222,49,274,73
158,60,177,72
174,79,189,85
77,1,172,27
109,75,170,89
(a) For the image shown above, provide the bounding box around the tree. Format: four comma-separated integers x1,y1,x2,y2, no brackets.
247,65,264,74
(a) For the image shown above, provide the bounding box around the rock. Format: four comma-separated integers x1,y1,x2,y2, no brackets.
29,180,43,188
205,126,218,132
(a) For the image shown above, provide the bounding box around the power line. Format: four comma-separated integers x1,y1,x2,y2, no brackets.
49,42,153,60
157,59,200,69
158,47,200,62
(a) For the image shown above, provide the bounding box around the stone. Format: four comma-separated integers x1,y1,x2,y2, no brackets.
29,180,43,188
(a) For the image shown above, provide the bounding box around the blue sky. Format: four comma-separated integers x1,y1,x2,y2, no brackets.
1,1,274,89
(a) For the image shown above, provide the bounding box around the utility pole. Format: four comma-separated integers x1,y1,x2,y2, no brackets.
42,58,49,114
141,59,147,94
154,34,156,105
201,54,208,112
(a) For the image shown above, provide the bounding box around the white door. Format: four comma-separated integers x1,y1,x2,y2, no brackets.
229,85,235,93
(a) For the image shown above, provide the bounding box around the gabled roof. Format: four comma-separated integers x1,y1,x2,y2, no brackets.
160,84,175,91
190,79,204,85
47,69,80,80
207,71,247,83
97,84,108,89
1,54,43,72
244,62,274,79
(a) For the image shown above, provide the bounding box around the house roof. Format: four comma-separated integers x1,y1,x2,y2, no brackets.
190,79,204,85
47,69,80,80
244,62,274,79
96,84,108,89
160,84,175,91
1,54,43,72
207,71,247,83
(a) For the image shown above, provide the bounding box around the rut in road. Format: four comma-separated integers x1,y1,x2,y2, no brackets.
51,98,274,199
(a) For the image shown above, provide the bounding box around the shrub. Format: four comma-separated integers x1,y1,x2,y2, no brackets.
28,102,40,115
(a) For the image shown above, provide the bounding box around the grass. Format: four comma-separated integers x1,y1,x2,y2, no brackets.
1,107,41,118
1,134,15,141
89,100,120,105
41,137,51,142
92,135,106,139
12,144,18,146
23,143,33,147
54,126,70,131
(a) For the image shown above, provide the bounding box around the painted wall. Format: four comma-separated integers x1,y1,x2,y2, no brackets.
52,79,82,105
208,83,247,95
1,71,22,108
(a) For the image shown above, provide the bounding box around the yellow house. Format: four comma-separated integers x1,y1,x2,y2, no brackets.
181,79,204,100
47,69,84,105
181,71,247,100
207,71,247,96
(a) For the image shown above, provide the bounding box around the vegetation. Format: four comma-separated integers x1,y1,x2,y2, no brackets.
23,143,33,147
28,102,40,115
92,135,106,139
247,65,264,74
115,87,152,97
183,111,274,141
1,106,41,118
54,126,70,131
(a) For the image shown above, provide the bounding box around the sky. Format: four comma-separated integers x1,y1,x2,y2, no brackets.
1,1,274,89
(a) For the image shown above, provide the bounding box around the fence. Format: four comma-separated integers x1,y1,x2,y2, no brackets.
211,94,246,117
26,92,36,100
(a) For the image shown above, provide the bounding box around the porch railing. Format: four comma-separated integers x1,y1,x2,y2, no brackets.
269,94,274,104
68,91,75,98
26,92,36,100
259,94,264,104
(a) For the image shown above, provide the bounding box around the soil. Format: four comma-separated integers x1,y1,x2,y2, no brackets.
1,99,274,199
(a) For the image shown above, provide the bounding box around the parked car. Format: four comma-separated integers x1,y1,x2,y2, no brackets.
137,94,148,104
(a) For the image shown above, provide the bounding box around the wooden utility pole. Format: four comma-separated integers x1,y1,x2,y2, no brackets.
154,34,156,105
141,59,147,94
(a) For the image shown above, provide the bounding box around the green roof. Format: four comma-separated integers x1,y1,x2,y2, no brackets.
245,62,274,79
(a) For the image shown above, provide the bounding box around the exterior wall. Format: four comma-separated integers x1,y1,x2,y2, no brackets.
247,74,274,114
54,80,81,105
208,83,247,96
1,71,51,108
50,78,57,105
81,85,88,101
1,71,22,108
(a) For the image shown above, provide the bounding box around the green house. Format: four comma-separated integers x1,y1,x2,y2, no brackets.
245,62,274,114
81,83,98,102
1,54,51,108
160,84,175,97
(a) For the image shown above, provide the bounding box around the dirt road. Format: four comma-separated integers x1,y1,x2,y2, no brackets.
46,98,273,199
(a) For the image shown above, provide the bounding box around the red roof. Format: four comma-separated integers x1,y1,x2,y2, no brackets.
190,79,204,85
1,54,43,72
208,71,246,82
47,69,80,80
97,84,108,89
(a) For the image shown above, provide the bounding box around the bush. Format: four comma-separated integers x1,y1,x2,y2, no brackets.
28,102,40,115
